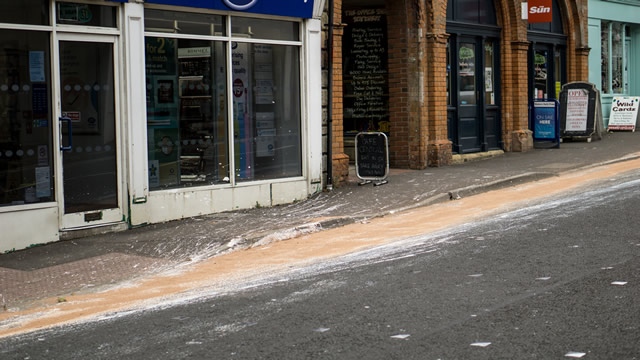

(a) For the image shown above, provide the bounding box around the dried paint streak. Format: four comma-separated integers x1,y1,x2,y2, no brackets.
1,159,640,338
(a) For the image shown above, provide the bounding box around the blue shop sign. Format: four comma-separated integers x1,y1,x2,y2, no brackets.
144,0,315,18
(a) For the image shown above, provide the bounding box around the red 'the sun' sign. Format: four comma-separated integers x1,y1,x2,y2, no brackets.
528,0,552,23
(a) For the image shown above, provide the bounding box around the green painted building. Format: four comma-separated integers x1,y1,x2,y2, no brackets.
588,0,640,126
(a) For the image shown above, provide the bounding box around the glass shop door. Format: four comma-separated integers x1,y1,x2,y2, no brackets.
55,34,123,229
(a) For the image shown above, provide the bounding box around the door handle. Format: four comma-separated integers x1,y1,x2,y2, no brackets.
59,116,73,151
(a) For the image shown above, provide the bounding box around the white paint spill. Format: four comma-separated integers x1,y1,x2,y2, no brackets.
601,267,614,270
391,334,410,339
370,254,416,265
364,306,370,309
470,314,477,317
314,327,330,333
536,277,551,281
186,340,203,345
571,245,580,248
565,352,586,358
611,281,627,286
468,274,483,278
470,342,491,347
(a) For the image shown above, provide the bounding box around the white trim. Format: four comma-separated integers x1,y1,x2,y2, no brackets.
124,2,149,203
0,202,57,214
226,37,302,46
148,176,306,196
54,25,120,35
0,23,52,31
143,32,229,42
226,16,236,187
304,18,323,189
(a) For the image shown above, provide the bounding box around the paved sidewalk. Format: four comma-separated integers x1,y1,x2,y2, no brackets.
1,131,640,310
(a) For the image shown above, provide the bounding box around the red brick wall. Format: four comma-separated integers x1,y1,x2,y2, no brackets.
321,0,589,183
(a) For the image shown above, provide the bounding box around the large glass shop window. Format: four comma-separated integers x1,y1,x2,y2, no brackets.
0,0,49,25
232,43,301,182
145,36,228,189
145,11,228,189
601,21,629,95
0,30,54,206
144,10,302,189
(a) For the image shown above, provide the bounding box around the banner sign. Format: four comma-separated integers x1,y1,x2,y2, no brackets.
608,97,639,131
528,0,552,23
144,0,315,18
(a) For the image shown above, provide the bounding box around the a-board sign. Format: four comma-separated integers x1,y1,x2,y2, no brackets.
530,99,560,148
355,132,389,181
559,82,603,141
608,97,640,132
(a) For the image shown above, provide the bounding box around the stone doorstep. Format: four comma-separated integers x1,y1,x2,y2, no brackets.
451,150,505,165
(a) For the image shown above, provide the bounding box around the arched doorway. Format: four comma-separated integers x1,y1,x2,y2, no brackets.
527,0,567,100
446,0,502,154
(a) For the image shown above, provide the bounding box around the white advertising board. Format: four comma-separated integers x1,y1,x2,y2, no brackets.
565,89,589,132
608,97,639,132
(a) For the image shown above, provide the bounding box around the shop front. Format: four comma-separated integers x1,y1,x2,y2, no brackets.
0,0,324,252
527,0,567,101
325,0,589,174
588,0,640,126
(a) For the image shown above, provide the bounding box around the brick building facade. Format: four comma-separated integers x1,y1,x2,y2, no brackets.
322,0,589,185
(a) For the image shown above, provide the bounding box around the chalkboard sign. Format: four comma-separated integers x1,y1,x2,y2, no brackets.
559,82,603,141
343,8,389,135
356,132,389,181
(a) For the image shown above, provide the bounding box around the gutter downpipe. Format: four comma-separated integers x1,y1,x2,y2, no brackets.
326,0,334,190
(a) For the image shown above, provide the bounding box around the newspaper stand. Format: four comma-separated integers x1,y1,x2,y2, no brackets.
355,132,389,186
529,98,561,148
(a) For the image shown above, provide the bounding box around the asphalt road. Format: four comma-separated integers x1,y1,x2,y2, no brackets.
2,171,640,359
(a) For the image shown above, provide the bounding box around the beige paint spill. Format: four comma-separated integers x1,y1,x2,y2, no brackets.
1,159,639,338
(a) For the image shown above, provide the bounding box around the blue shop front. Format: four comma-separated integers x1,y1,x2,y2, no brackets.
0,0,325,252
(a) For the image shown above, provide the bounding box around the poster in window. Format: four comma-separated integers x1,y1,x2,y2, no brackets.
484,68,493,92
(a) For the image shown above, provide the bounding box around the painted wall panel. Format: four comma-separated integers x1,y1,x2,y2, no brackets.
272,180,308,206
0,207,58,253
589,0,640,24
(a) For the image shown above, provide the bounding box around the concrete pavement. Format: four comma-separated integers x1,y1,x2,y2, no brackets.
1,131,640,311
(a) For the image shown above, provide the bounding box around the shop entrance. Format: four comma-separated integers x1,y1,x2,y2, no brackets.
527,0,567,100
446,0,502,154
450,36,500,153
56,34,123,229
529,42,566,100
